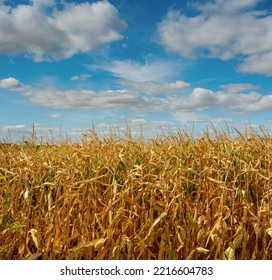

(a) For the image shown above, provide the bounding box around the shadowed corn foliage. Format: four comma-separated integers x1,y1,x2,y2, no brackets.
0,126,272,259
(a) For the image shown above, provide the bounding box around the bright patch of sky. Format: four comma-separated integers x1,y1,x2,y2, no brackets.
1,0,272,142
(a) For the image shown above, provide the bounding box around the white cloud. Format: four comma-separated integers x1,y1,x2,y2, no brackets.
156,0,272,75
242,95,272,112
71,74,92,81
31,0,55,10
48,113,64,119
3,124,26,129
5,77,272,117
0,124,26,142
23,88,162,112
118,80,190,95
194,0,260,14
96,59,182,82
168,84,269,114
237,52,272,76
0,77,24,90
216,91,262,110
219,83,260,94
21,82,270,115
0,0,126,61
131,118,147,125
186,88,218,108
172,109,234,125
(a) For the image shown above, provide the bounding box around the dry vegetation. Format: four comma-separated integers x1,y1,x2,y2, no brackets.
0,126,272,260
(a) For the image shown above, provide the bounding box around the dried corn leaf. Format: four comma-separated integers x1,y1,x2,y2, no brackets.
177,226,186,243
145,212,167,240
266,227,272,238
70,238,107,251
29,228,40,250
225,247,235,260
196,247,209,254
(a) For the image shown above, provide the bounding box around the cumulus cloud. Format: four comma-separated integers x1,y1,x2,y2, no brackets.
0,0,126,61
4,77,272,116
96,59,182,82
186,88,218,108
0,77,25,90
31,0,55,10
237,52,272,76
156,0,272,75
21,82,272,116
169,85,266,113
23,88,163,112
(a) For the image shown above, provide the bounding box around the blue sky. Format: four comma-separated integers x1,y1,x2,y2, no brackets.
1,0,272,142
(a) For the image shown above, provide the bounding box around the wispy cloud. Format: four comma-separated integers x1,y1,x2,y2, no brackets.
0,124,27,141
219,83,260,94
95,59,183,82
70,74,92,81
156,0,272,76
118,80,191,95
193,0,260,14
48,113,64,119
3,124,26,130
0,0,127,61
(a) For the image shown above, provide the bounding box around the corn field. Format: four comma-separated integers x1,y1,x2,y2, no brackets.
0,126,272,259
